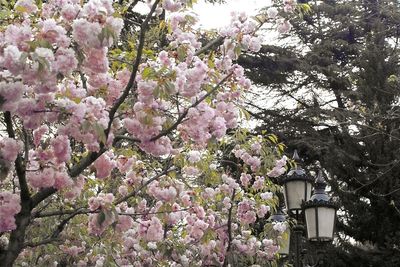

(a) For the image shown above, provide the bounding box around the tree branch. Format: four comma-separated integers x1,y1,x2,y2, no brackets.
106,0,161,138
4,112,30,201
24,208,87,249
31,148,106,207
114,135,140,143
222,189,236,267
195,36,225,56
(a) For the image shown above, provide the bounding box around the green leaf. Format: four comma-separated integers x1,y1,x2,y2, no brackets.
241,109,251,120
277,143,286,153
142,115,153,126
35,0,43,8
81,121,91,132
15,5,28,12
142,67,156,79
97,211,106,226
164,81,175,94
0,9,11,19
143,49,155,59
177,46,186,61
93,123,107,144
267,134,278,144
234,45,242,57
98,26,117,46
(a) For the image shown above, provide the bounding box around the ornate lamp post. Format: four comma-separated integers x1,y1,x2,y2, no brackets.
273,151,338,267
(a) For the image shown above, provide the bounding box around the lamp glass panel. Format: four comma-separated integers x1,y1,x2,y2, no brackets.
305,207,316,239
284,180,312,211
317,207,335,241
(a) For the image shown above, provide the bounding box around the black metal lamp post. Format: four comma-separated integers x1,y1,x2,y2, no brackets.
274,151,338,267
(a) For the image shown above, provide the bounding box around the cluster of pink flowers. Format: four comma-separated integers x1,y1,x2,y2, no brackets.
266,2,294,34
237,198,257,225
115,202,135,232
147,181,178,202
93,152,116,179
0,137,23,163
0,192,21,232
140,216,164,241
28,168,72,190
273,221,288,233
220,12,262,53
88,193,115,235
0,0,291,265
267,155,287,177
234,145,262,172
59,244,85,257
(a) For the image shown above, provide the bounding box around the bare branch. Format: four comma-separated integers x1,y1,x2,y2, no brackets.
33,208,90,218
4,112,30,201
114,135,140,143
23,238,61,248
24,208,87,248
195,36,225,56
222,189,236,267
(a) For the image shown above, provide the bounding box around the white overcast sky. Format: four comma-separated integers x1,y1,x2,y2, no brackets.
194,0,272,29
135,0,272,29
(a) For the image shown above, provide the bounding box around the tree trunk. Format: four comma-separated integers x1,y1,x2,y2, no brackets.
0,201,32,267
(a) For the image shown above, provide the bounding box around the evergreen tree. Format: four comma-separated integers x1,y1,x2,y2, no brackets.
240,1,400,266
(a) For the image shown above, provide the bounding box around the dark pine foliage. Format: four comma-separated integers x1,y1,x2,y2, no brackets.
240,1,400,266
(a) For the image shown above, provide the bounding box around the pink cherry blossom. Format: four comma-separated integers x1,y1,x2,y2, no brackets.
267,7,279,19
0,137,23,163
146,217,163,241
0,192,21,232
267,155,287,177
51,135,71,163
187,150,201,163
4,24,32,51
0,82,25,112
93,152,116,179
54,48,78,75
53,171,73,190
277,20,292,34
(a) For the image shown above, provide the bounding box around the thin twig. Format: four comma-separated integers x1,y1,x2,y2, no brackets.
195,36,225,56
114,135,141,143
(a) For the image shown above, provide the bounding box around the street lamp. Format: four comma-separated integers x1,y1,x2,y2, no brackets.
281,151,314,218
303,170,337,242
275,151,338,267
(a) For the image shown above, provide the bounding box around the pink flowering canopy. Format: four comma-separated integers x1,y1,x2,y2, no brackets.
0,0,294,266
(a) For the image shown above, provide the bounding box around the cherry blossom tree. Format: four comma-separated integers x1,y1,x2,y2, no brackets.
0,0,293,266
